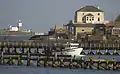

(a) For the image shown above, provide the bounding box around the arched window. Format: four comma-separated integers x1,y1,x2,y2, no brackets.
82,13,84,15
98,13,100,15
82,18,84,21
92,17,94,20
87,17,88,20
90,19,91,21
82,29,84,31
98,18,100,21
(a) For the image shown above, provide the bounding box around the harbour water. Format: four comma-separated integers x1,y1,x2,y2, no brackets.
0,66,120,74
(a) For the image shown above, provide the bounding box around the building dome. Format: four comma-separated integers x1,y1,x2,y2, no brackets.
76,5,103,12
115,15,120,21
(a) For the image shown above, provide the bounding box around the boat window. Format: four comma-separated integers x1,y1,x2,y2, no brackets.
71,45,78,47
65,49,75,52
65,43,79,48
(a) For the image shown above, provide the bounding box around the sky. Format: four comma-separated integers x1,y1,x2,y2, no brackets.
0,0,120,32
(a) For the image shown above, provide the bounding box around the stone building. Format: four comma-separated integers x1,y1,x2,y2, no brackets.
74,5,104,24
73,6,105,39
63,5,106,41
73,24,94,37
112,14,120,36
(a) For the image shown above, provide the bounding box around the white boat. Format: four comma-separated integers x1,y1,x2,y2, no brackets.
61,42,85,57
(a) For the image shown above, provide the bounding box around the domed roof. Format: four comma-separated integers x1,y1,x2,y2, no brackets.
76,5,103,12
115,15,120,21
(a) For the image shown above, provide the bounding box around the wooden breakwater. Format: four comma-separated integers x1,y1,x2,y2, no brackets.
0,40,120,56
0,40,120,55
0,40,120,49
0,53,120,70
0,40,120,70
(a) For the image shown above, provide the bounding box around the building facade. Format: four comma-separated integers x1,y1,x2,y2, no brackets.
74,6,104,24
111,14,120,36
74,24,94,36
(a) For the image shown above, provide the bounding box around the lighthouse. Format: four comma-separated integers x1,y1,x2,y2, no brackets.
17,20,22,31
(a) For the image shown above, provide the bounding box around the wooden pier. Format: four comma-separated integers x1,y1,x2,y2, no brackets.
0,40,120,55
0,40,120,70
0,40,120,49
0,53,120,70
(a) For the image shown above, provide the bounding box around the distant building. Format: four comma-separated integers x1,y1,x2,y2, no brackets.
35,32,45,35
9,26,18,31
9,20,23,32
112,14,120,36
17,20,23,31
112,27,120,36
74,5,104,24
73,24,94,37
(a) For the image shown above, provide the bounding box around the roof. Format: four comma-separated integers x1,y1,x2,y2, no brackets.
104,24,113,27
73,24,95,27
76,6,103,12
115,15,120,21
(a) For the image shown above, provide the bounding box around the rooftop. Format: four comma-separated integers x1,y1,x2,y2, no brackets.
76,5,103,12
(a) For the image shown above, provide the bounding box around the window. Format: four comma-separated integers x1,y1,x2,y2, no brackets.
82,29,84,31
82,18,84,21
87,17,88,20
98,18,100,21
92,17,94,20
90,19,91,21
98,13,100,15
90,18,91,21
82,13,84,15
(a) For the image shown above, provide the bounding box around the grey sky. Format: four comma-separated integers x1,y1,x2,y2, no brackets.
0,0,120,32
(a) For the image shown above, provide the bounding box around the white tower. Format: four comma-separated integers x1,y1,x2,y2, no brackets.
17,20,22,31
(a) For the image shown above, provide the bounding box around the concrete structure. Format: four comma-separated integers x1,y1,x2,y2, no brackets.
74,6,104,24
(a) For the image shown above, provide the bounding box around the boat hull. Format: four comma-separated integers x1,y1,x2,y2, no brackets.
62,48,85,57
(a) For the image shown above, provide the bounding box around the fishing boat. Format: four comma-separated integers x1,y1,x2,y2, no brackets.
61,42,85,57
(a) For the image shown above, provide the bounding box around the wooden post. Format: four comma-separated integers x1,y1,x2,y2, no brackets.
37,56,40,67
7,48,10,53
0,49,3,64
97,60,100,70
27,48,30,66
18,55,21,65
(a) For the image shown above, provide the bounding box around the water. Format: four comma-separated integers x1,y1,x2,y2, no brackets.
0,66,119,74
